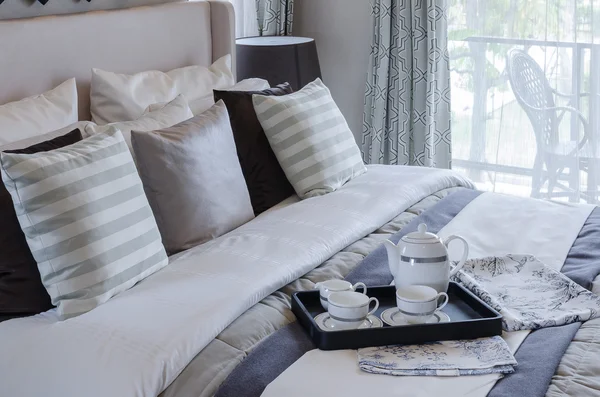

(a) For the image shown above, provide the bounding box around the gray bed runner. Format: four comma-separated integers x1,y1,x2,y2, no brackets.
215,191,600,397
488,208,600,397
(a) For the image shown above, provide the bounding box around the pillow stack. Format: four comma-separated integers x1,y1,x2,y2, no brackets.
0,80,91,321
0,55,274,321
0,57,366,322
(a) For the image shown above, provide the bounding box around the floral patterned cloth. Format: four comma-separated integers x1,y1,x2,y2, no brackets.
454,255,600,332
358,254,600,378
358,336,516,377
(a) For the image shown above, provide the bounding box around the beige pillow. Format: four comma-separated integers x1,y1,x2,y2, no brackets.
90,55,234,124
84,94,193,153
144,77,270,116
131,100,254,255
187,77,270,115
0,79,78,145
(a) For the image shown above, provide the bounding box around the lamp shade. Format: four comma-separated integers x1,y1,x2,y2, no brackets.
236,36,322,91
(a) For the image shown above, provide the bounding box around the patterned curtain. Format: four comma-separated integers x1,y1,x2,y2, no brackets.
362,0,452,168
256,0,294,36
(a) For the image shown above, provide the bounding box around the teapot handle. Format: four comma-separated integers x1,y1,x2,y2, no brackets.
444,235,469,277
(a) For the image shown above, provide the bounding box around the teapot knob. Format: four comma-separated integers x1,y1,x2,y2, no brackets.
418,223,427,233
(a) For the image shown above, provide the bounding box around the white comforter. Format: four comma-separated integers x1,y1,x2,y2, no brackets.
0,165,472,397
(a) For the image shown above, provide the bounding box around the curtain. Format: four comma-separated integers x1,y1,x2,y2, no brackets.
362,0,452,168
227,0,259,38
448,1,600,204
256,0,294,36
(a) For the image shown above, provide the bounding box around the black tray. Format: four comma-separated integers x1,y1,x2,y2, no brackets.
291,282,502,350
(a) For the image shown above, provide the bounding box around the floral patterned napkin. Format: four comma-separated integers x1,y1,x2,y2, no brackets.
358,336,516,377
454,254,600,332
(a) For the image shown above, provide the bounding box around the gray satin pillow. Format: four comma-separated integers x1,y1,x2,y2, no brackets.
131,100,254,255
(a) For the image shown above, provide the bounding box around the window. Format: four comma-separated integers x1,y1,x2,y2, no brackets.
449,1,600,203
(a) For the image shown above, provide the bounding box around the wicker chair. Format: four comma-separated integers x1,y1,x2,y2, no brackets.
506,48,598,202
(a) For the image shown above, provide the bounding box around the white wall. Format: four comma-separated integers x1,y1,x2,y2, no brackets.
1,0,372,141
294,0,372,141
0,0,181,20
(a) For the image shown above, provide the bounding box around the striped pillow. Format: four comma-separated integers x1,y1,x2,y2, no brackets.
252,78,366,198
0,129,168,319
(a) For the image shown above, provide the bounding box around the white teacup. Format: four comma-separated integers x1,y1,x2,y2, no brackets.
315,280,367,310
396,285,449,324
327,291,379,330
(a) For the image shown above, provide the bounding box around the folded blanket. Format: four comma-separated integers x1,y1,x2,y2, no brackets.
454,254,600,332
358,336,516,377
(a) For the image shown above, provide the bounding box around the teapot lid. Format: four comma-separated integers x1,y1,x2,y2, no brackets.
402,223,440,244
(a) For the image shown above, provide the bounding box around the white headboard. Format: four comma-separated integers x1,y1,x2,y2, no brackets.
0,1,235,121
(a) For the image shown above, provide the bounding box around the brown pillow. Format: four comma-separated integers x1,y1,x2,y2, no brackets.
0,128,82,321
214,83,295,215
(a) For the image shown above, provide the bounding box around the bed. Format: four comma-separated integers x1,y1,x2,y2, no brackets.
1,3,600,397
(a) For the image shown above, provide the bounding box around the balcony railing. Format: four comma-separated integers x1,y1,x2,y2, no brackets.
450,35,600,202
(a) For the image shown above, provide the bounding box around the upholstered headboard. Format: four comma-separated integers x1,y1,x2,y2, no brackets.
0,1,235,120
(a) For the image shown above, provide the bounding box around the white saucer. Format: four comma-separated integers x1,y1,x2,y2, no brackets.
314,313,383,331
380,308,451,326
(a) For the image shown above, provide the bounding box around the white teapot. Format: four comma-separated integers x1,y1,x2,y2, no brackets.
383,223,469,293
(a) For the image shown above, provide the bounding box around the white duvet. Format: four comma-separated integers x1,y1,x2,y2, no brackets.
0,165,472,397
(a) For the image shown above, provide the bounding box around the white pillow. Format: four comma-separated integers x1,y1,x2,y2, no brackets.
84,94,193,153
226,78,270,92
185,77,271,116
90,55,235,124
145,78,271,116
0,79,78,145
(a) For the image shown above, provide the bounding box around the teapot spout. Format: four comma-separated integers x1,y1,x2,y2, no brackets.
383,240,399,278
